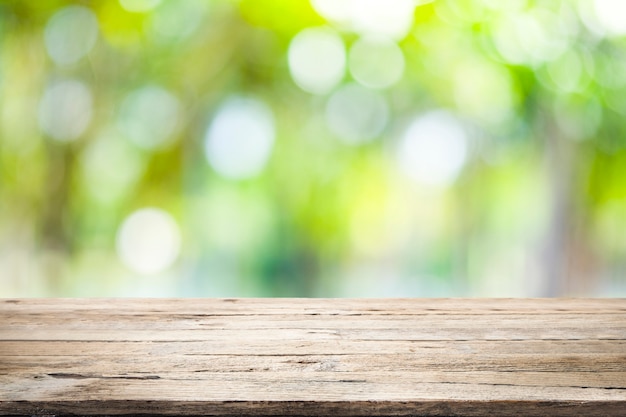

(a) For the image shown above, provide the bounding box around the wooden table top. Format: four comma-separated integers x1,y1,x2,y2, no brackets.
1,298,625,416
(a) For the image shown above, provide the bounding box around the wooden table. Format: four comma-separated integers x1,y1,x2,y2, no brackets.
1,298,625,416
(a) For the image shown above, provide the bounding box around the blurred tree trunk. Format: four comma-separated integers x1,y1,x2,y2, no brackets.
542,112,598,296
40,141,74,293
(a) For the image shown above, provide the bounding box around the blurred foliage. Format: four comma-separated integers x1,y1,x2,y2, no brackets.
1,0,625,297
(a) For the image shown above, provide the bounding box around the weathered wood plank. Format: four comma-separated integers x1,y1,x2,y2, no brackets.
0,298,625,416
2,339,625,356
2,297,624,314
4,314,626,330
4,353,626,375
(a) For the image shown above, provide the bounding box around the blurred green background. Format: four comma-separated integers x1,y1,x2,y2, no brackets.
1,0,625,297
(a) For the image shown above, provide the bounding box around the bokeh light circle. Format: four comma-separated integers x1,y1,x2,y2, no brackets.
44,5,99,66
116,208,181,275
397,110,468,188
288,27,346,94
119,0,162,13
311,0,415,40
38,80,93,142
349,35,405,89
204,97,275,180
118,86,181,150
593,0,626,36
325,83,389,144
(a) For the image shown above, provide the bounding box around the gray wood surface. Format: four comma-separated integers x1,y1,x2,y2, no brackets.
1,298,625,416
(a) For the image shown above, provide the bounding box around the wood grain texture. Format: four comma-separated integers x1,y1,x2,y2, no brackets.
0,298,624,416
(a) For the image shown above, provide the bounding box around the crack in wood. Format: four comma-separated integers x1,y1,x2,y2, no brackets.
47,373,160,380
